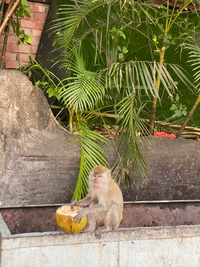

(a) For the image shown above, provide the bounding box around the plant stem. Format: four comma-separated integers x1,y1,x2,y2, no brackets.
176,93,200,138
68,107,74,132
0,25,9,69
149,0,192,135
149,45,166,134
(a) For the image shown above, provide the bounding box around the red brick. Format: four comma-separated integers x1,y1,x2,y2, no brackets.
0,35,4,42
3,1,50,70
23,28,33,36
31,36,40,46
32,29,42,38
29,3,49,14
31,45,38,55
18,43,31,53
5,52,17,61
29,3,40,13
34,12,47,22
23,14,34,20
5,61,20,69
6,43,19,53
20,19,45,30
7,35,18,44
8,27,15,34
19,53,31,63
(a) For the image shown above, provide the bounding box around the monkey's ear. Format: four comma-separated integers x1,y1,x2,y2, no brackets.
107,169,111,178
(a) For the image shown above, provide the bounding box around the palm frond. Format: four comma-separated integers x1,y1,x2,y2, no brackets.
114,89,149,183
50,0,107,51
103,60,194,98
72,121,109,200
60,55,105,112
183,42,200,89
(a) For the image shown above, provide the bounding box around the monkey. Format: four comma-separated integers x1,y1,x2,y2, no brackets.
71,165,123,233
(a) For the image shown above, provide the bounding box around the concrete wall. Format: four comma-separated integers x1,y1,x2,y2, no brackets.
1,214,200,267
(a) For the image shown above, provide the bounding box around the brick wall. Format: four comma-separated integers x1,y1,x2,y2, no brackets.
0,2,49,69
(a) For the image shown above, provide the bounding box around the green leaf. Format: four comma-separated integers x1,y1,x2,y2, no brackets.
170,104,178,111
24,34,32,45
21,0,27,5
175,94,179,102
122,46,128,54
174,109,183,117
47,85,61,100
72,122,108,200
153,35,158,44
118,53,124,60
36,80,48,88
118,30,126,39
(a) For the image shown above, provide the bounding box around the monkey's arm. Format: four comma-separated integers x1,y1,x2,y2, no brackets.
71,195,92,209
74,204,107,221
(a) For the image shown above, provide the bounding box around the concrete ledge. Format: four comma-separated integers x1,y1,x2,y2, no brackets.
1,224,200,267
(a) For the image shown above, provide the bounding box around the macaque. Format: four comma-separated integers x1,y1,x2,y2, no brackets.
71,166,123,232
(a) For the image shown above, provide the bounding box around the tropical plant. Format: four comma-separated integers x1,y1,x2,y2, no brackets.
48,0,200,199
176,37,200,137
55,54,110,199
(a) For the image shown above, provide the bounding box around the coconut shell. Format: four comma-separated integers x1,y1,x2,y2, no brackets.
56,205,87,234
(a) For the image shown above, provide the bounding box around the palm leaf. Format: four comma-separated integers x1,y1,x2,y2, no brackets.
60,55,105,112
50,0,107,52
114,89,148,183
72,121,108,200
104,60,194,98
183,42,200,89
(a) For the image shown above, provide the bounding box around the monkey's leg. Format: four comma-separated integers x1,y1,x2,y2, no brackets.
104,204,122,230
95,212,113,233
81,201,98,232
82,213,97,232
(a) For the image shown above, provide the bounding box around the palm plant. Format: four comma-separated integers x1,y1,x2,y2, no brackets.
49,0,200,198
57,54,109,199
176,37,200,137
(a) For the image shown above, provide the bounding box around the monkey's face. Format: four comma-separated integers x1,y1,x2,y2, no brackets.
89,168,110,192
92,173,104,190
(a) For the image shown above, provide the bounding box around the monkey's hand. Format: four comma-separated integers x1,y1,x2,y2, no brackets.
74,208,88,223
70,201,77,211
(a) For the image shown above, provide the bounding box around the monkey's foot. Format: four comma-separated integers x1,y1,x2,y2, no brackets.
94,227,112,239
94,229,102,239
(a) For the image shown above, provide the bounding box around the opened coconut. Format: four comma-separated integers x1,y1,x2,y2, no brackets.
56,205,87,234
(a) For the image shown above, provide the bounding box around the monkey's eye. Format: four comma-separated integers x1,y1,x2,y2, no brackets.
94,174,103,178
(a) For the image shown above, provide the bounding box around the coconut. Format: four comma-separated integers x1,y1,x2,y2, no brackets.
55,205,87,234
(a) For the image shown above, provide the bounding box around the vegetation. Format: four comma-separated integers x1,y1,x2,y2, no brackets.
46,0,200,198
